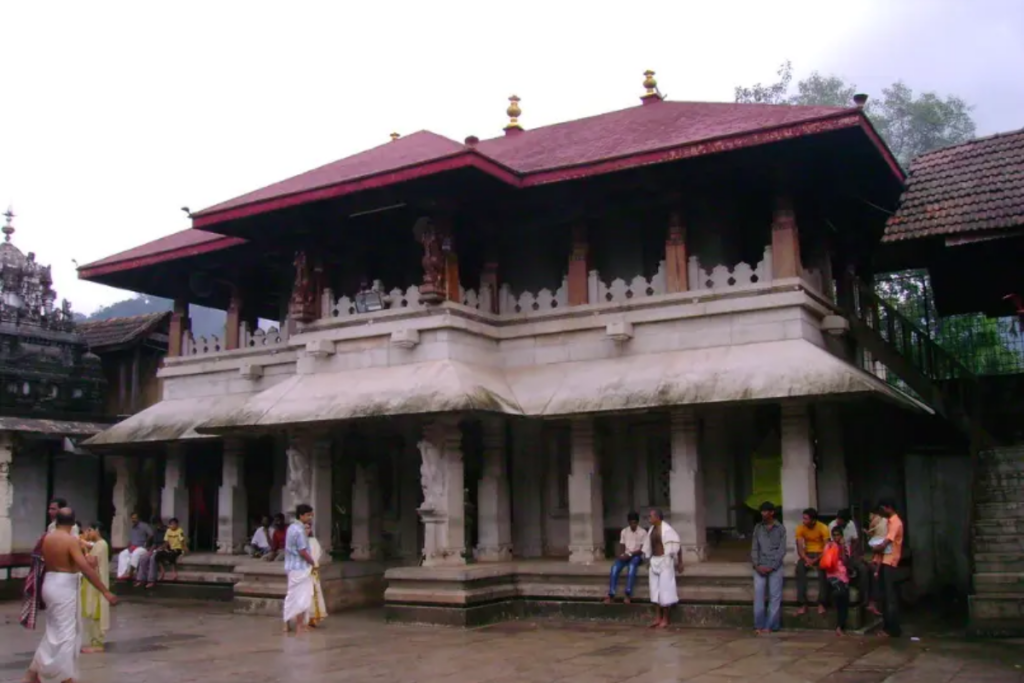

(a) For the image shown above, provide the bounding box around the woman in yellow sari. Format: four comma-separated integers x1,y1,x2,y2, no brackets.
304,523,328,628
80,522,111,653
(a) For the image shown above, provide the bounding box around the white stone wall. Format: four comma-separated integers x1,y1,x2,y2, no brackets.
10,445,47,553
52,453,100,528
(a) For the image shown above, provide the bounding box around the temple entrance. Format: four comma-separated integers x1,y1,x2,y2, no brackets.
187,444,220,551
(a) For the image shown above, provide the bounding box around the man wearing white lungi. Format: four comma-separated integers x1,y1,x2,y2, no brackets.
25,507,117,683
115,513,153,580
281,504,317,635
642,509,682,629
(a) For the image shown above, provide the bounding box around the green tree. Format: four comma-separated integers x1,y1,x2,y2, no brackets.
735,63,976,166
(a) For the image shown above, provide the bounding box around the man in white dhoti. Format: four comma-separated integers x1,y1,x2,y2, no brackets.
24,508,117,683
281,504,317,635
115,513,153,580
642,509,682,629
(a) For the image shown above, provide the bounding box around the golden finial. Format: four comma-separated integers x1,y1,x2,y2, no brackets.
505,95,522,131
641,70,662,105
390,132,401,142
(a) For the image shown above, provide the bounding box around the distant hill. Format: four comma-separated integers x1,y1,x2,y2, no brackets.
83,296,227,338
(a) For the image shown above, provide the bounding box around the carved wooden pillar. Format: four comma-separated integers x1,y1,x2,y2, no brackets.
438,216,460,303
414,217,445,304
771,196,802,279
665,208,689,293
225,287,243,351
168,298,190,357
288,251,319,324
480,262,499,314
567,223,590,306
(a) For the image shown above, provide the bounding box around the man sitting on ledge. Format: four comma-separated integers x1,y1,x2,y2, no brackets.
604,511,647,605
116,513,153,581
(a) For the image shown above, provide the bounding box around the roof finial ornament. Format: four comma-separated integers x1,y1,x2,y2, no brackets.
852,93,868,109
504,95,523,135
390,132,401,142
2,206,14,243
641,70,663,105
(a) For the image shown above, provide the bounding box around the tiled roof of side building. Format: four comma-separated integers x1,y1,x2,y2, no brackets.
883,129,1024,243
77,312,171,350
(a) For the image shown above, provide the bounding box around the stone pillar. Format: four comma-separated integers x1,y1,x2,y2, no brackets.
567,223,590,306
167,298,190,357
350,462,381,560
225,287,243,351
815,405,848,512
217,439,247,554
399,431,421,562
568,417,604,563
512,420,545,558
476,417,513,562
702,412,731,529
110,456,137,549
0,433,13,556
271,436,286,516
771,195,802,279
664,208,689,293
418,418,466,567
781,404,817,558
161,445,189,536
310,438,333,556
669,410,706,563
284,436,313,520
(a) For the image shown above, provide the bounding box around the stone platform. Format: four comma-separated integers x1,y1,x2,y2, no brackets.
384,560,865,630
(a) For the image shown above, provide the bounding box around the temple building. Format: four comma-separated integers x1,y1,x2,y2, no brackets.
75,73,967,627
0,209,107,563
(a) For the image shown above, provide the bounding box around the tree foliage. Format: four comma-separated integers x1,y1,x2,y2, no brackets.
735,62,976,166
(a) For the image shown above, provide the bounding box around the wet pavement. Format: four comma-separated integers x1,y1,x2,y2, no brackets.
2,599,1022,682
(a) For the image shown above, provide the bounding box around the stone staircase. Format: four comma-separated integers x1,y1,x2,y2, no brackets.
112,553,240,602
969,447,1024,635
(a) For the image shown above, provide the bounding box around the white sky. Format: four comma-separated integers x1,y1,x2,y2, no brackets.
2,0,1022,314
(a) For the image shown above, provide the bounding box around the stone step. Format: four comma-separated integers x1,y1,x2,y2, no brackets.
979,448,1024,463
973,573,1024,594
969,593,1024,621
975,553,1024,573
975,486,1024,504
974,518,1024,536
975,501,1024,520
111,578,234,602
974,536,1024,553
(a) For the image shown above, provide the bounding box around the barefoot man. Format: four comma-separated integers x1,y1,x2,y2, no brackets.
25,507,117,683
281,504,317,635
642,509,681,628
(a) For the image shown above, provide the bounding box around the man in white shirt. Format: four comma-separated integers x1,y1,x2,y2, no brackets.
604,512,647,604
248,516,272,557
828,508,870,611
46,499,79,538
827,508,858,553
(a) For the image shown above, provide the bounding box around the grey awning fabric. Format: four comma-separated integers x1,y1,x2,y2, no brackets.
82,394,256,448
0,417,110,436
504,339,931,417
196,360,523,433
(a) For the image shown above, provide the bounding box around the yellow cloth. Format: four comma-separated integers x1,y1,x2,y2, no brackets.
164,528,186,551
81,540,110,643
745,432,782,511
796,521,830,554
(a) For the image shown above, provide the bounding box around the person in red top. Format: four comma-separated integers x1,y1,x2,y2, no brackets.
877,498,904,637
262,514,288,562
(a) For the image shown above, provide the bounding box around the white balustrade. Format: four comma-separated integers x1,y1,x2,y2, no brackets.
241,322,287,349
687,246,773,291
182,332,222,356
497,277,569,315
589,261,667,304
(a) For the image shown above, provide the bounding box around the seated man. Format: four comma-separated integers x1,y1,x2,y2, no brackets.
795,507,830,616
133,518,166,588
604,511,647,604
116,513,154,581
262,514,288,562
247,516,272,558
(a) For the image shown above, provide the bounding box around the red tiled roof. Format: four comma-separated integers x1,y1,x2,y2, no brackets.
883,129,1024,243
77,312,171,350
475,101,852,174
78,229,246,277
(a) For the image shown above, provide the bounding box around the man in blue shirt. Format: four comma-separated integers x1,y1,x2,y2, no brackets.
282,504,317,634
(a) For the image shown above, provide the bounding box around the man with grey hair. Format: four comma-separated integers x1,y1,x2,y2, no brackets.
641,508,682,628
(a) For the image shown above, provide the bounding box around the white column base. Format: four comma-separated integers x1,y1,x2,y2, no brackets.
216,486,247,554
781,404,817,560
669,409,707,564
567,419,604,564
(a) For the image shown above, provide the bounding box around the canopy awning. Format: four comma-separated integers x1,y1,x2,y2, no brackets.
504,339,930,417
82,394,257,448
196,360,522,433
0,417,109,436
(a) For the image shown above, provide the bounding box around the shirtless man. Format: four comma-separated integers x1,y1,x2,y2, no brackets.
24,507,117,683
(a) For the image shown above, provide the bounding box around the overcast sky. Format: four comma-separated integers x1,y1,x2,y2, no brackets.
2,0,1022,315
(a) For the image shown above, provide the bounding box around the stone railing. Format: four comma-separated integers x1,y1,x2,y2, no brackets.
589,261,667,304
497,278,569,315
321,285,427,320
687,246,773,291
181,323,288,356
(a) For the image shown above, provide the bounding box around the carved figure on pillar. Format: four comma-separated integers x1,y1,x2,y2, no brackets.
417,419,466,566
567,223,590,306
418,437,445,512
285,441,313,515
288,251,319,323
413,217,445,304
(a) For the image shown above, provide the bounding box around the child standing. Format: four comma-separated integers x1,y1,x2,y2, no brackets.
80,522,111,653
822,526,851,636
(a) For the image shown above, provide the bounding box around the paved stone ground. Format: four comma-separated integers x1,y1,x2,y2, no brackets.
1,600,1022,683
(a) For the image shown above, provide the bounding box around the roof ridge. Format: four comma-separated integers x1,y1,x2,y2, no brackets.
912,128,1024,162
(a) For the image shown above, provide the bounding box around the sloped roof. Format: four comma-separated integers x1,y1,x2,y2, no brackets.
77,312,170,351
883,129,1024,243
79,228,245,276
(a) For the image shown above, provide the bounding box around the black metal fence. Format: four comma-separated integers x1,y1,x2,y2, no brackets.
874,271,1024,376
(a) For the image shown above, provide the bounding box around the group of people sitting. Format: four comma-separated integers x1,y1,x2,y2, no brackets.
114,513,188,587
